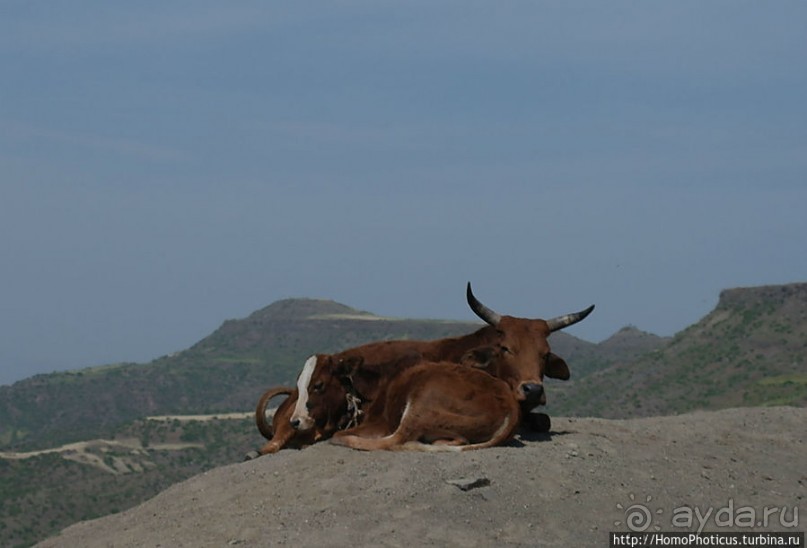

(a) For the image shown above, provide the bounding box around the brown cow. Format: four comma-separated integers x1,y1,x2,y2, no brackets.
246,351,424,459
289,283,593,439
244,386,320,459
329,360,520,451
246,357,355,459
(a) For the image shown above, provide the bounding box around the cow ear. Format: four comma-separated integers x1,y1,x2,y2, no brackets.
461,347,497,369
545,353,570,380
335,355,364,376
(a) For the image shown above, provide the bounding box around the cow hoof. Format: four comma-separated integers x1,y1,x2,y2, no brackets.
243,450,261,461
525,412,551,433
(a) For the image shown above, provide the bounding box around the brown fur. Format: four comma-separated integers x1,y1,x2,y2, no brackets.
294,316,574,434
330,361,520,451
249,362,352,458
249,387,319,457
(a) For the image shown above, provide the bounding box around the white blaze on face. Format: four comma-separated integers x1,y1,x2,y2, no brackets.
291,355,318,431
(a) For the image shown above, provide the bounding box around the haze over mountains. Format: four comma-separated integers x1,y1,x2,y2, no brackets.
1,282,805,547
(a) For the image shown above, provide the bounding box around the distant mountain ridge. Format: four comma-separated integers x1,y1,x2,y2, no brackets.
717,282,807,310
551,282,807,418
594,325,670,365
245,298,380,321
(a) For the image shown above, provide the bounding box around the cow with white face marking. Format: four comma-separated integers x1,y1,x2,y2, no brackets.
246,358,355,459
244,384,328,460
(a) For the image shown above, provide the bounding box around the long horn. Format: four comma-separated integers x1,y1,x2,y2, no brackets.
546,305,595,332
466,282,502,326
255,386,295,440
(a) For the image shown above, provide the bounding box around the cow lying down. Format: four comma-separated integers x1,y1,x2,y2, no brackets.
245,386,324,459
246,361,518,456
246,283,594,456
247,352,419,458
247,376,351,459
328,360,520,451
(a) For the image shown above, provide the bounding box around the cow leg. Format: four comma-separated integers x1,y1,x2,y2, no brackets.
400,404,519,452
245,439,281,460
251,428,294,458
419,425,471,446
430,437,469,446
330,430,406,451
330,414,413,451
332,413,478,451
332,415,460,451
333,416,391,440
245,414,303,459
523,411,551,433
414,410,501,445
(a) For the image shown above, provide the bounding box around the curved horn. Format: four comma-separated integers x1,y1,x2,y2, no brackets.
546,305,595,333
466,282,502,326
255,386,295,440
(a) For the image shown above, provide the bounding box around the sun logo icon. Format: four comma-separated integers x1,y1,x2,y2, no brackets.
614,493,664,532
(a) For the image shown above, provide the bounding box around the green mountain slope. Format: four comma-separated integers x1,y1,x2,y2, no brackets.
550,282,807,418
0,415,255,548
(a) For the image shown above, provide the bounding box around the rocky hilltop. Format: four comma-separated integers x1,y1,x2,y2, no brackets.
38,407,805,547
246,298,379,321
716,282,807,312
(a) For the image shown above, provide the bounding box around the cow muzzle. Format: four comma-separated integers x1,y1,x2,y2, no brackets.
519,382,546,406
290,414,314,432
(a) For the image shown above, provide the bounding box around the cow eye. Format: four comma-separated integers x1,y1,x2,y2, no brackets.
500,345,512,354
312,382,324,393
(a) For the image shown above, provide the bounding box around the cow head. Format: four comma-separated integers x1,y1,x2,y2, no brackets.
462,282,593,408
289,354,354,433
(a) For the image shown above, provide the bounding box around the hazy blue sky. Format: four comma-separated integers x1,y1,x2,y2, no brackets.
2,2,805,386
